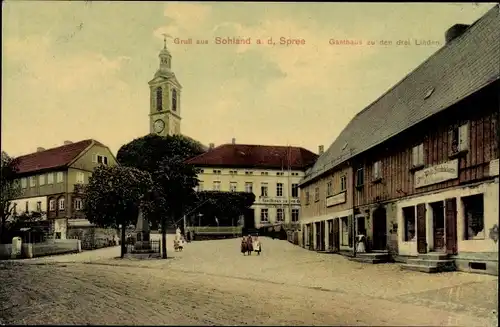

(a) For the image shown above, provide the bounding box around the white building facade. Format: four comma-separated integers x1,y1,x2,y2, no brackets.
186,142,318,229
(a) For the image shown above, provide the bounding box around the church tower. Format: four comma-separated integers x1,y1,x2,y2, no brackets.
149,35,182,136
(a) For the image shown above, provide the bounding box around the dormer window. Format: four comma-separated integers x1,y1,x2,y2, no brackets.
156,87,163,111
172,89,177,111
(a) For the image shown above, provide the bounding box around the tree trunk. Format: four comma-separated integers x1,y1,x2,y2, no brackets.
120,226,126,258
161,217,167,259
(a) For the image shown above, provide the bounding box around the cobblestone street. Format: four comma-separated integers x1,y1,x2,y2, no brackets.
1,236,497,326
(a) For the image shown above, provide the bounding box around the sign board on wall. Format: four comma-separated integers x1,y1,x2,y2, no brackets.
259,197,300,205
414,159,459,188
326,192,346,207
489,159,499,177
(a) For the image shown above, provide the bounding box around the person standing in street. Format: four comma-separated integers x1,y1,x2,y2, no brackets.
241,236,248,255
253,236,262,255
246,235,254,255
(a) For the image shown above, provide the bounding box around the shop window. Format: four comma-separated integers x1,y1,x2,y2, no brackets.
462,194,485,240
403,206,416,241
341,217,349,246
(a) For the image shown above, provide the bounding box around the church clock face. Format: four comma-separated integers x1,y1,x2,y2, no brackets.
153,119,165,133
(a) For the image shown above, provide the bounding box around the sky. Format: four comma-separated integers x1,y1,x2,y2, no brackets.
2,1,497,158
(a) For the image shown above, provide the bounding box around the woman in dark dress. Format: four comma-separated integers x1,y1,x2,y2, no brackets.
241,236,248,255
246,235,254,255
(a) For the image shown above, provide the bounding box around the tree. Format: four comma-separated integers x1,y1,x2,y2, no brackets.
78,165,154,258
116,134,205,173
1,151,22,244
190,191,255,226
117,134,204,259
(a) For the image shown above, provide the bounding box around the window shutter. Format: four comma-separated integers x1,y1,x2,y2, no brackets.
412,146,418,166
459,123,469,151
418,144,424,166
348,215,354,247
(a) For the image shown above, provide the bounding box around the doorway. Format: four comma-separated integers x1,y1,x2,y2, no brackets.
372,207,387,251
315,222,321,250
328,220,334,250
319,221,326,251
430,201,445,252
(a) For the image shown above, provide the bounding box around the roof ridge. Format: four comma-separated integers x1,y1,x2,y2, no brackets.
16,139,95,158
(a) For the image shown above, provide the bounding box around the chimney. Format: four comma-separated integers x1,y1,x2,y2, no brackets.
318,145,324,155
63,140,73,145
445,24,470,44
209,143,215,150
36,147,45,152
231,138,236,145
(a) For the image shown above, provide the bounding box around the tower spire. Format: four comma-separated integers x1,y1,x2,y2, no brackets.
162,33,171,49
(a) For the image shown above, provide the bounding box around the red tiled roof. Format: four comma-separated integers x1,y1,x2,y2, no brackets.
185,144,318,170
14,139,102,174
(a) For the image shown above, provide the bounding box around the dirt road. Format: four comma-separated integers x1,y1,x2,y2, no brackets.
0,237,497,326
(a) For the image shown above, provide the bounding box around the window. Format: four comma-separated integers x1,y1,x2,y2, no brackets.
305,191,310,205
261,172,268,176
373,161,382,180
172,89,177,111
156,87,163,111
462,194,485,240
76,172,85,184
97,155,108,165
276,208,284,222
229,182,237,192
356,168,364,187
326,181,333,197
58,198,65,210
39,175,45,186
276,183,283,197
260,183,268,197
25,201,29,213
56,172,64,183
341,217,349,246
213,181,221,191
291,172,299,176
47,173,54,184
291,184,299,198
197,181,204,192
260,209,269,222
245,171,253,175
21,178,27,188
49,199,56,211
74,198,83,211
245,182,253,193
36,201,42,212
199,169,204,174
229,170,237,175
29,176,36,187
213,170,221,175
55,232,62,239
403,206,416,242
451,123,469,154
314,187,319,202
340,175,347,192
291,209,300,222
412,143,424,167
276,172,284,176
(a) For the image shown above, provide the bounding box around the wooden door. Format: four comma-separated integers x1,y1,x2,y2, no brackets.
445,198,458,255
333,218,340,252
348,215,354,248
372,208,387,251
416,203,427,254
320,221,326,250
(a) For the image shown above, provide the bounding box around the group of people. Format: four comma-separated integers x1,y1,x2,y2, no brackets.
241,235,262,256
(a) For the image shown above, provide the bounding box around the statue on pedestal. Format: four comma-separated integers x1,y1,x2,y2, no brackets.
133,208,151,251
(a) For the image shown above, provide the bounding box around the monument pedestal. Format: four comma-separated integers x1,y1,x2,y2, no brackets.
130,208,156,256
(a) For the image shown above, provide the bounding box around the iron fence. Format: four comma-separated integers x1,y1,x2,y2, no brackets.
125,239,161,254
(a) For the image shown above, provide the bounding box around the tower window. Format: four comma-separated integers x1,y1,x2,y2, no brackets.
156,87,162,111
172,89,177,112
